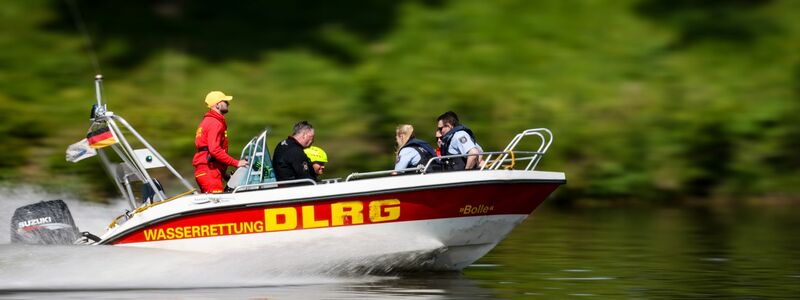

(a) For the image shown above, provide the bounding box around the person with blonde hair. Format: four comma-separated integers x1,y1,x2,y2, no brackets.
394,124,437,173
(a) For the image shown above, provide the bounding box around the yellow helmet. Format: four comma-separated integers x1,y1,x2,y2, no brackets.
304,146,328,163
204,91,233,108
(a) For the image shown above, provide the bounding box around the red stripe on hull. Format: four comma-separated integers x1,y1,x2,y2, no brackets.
112,182,559,245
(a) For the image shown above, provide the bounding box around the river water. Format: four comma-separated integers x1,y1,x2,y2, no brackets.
0,187,798,299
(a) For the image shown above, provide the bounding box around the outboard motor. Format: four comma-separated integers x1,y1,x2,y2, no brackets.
10,200,81,245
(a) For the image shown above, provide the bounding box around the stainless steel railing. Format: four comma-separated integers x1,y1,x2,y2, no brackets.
231,178,317,193
343,128,554,182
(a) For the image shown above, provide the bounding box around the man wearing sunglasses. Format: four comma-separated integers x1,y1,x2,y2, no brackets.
435,111,482,171
193,91,248,193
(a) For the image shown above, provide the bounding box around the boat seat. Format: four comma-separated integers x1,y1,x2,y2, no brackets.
227,167,247,190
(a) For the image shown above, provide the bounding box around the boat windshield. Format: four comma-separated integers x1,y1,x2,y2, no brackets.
235,129,277,186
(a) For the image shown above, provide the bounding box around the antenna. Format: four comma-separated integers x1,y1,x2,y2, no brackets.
65,0,101,75
90,74,108,120
94,74,104,107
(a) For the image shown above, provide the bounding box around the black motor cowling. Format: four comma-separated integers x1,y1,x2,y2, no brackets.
10,200,81,245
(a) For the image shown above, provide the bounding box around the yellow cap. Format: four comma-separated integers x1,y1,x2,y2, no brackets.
204,91,233,108
304,146,328,163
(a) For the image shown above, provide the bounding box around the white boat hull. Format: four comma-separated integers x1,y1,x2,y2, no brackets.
99,170,564,271
122,215,527,271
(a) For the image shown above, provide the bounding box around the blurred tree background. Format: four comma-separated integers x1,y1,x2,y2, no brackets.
0,0,798,202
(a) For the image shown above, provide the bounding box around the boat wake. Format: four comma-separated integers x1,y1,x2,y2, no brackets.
0,186,127,242
0,187,446,291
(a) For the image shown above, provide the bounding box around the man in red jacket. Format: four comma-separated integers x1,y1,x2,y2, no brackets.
193,91,248,193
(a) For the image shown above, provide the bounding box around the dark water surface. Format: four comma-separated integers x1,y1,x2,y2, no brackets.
465,204,800,298
1,188,798,299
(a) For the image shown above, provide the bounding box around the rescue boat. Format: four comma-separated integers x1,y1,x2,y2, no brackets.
10,76,565,272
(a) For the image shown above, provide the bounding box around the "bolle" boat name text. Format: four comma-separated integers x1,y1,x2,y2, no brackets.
459,204,494,215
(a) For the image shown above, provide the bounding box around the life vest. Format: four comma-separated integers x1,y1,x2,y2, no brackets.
440,125,478,171
399,138,437,169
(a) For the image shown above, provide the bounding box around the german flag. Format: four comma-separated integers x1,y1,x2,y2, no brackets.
86,123,117,149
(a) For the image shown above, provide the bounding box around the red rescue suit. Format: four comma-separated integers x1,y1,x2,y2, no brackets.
193,110,240,193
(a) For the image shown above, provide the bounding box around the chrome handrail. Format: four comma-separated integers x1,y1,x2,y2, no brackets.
422,150,544,173
482,128,552,171
344,150,546,182
231,178,317,193
111,115,197,194
105,117,166,202
345,165,424,182
90,75,197,209
341,126,554,183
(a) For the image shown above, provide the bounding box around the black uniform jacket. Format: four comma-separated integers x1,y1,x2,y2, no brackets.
272,136,317,182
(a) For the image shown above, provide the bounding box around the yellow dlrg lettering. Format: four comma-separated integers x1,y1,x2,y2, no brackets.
302,205,330,228
331,201,363,226
369,199,400,222
264,207,297,231
143,229,156,241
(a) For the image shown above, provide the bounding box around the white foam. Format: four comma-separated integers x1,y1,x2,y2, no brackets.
0,186,390,290
0,186,130,240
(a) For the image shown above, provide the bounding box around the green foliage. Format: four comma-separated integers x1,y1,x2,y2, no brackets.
1,0,798,201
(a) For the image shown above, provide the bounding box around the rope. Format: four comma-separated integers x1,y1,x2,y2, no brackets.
486,153,502,170
502,150,516,170
107,188,197,229
486,155,498,170
133,188,197,214
486,151,516,170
